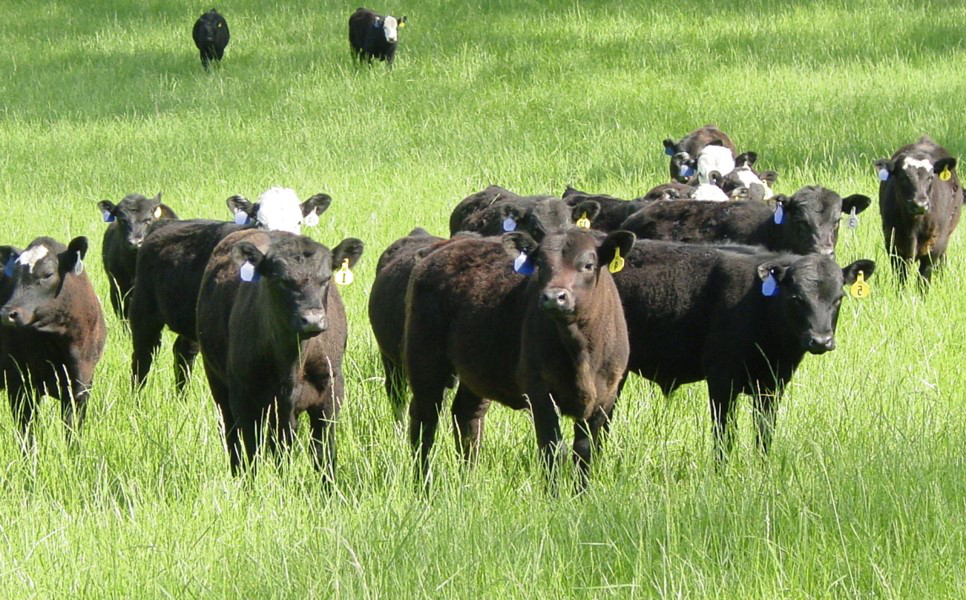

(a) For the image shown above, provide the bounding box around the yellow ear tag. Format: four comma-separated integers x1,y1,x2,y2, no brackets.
849,270,870,299
153,206,163,219
399,21,406,28
608,248,625,274
576,212,591,229
939,166,952,181
335,259,354,286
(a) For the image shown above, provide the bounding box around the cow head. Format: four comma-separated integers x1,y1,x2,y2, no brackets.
875,155,957,216
0,237,88,330
773,186,872,256
375,15,406,43
98,193,174,248
757,255,876,354
502,228,635,323
197,10,223,44
670,152,696,183
231,235,363,336
226,188,332,233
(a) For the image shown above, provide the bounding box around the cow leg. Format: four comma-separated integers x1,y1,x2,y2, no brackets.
200,51,211,72
173,335,199,392
62,375,92,444
752,388,780,455
707,376,738,464
308,371,342,485
404,311,452,485
529,389,565,492
918,255,935,289
130,310,165,390
7,380,36,452
381,354,407,426
408,380,445,485
450,385,489,464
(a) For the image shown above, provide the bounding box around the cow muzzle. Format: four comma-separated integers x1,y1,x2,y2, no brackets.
297,310,327,335
806,333,835,354
540,287,575,317
0,306,33,327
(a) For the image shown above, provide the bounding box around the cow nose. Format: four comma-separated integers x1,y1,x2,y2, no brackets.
1,307,24,327
298,310,327,333
540,288,574,313
808,334,835,354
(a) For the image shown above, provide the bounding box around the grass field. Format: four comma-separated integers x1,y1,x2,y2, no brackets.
1,0,965,597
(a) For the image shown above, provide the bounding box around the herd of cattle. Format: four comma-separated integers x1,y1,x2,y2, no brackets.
0,125,961,488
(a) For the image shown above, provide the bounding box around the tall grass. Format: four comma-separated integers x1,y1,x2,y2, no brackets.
0,0,964,597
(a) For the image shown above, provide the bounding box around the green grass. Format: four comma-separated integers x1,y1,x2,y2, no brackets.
1,0,965,597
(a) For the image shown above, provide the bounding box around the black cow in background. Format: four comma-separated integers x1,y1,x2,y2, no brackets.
193,9,230,71
349,7,407,67
875,136,963,286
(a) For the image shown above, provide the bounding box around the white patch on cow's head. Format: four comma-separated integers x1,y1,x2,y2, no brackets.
16,245,49,273
692,182,729,202
903,157,933,174
734,168,761,188
696,146,736,184
255,187,304,234
383,16,399,42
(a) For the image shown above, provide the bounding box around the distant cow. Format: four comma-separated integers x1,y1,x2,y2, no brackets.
97,193,177,320
620,186,871,256
613,240,875,458
0,237,106,443
349,7,407,67
875,136,963,286
197,229,364,477
450,185,598,238
663,125,736,183
404,228,635,488
193,9,230,71
562,186,652,232
129,188,331,390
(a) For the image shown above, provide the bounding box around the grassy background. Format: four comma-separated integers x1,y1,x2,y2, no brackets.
1,0,964,597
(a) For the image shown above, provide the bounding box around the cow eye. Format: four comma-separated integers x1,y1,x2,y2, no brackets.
580,261,595,273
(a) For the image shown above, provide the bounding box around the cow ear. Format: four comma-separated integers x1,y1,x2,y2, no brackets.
62,237,89,275
759,170,779,185
226,194,254,217
571,200,600,225
756,261,789,283
157,204,178,219
934,157,957,175
842,259,876,285
374,17,382,27
399,16,407,24
0,246,21,275
231,241,265,269
873,159,894,180
735,151,758,168
501,231,538,260
662,139,676,156
562,185,582,198
597,231,635,268
709,171,723,187
97,200,117,223
301,193,332,221
331,238,365,271
841,194,872,215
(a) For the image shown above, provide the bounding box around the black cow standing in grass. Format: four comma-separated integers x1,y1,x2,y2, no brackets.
404,228,635,489
349,7,407,67
197,230,364,478
613,240,875,459
875,136,963,286
97,193,177,320
0,237,106,445
193,9,230,71
620,186,871,256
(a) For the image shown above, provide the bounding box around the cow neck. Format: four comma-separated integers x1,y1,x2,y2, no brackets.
248,282,304,368
544,272,614,370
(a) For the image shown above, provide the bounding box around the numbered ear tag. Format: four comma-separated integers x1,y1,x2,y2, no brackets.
102,210,115,223
3,256,15,277
608,248,625,274
239,261,259,282
334,259,354,286
877,168,889,181
664,146,675,156
761,273,779,297
153,206,163,219
73,255,84,276
303,209,320,227
576,212,591,229
850,271,871,299
513,251,534,275
234,211,250,225
502,216,517,232
939,166,952,181
847,206,859,229
773,204,785,225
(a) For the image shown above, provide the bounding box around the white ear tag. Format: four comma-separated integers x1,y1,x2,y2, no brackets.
239,261,259,282
847,206,859,229
774,204,785,225
234,211,250,225
73,254,84,276
502,216,517,232
303,209,320,227
102,210,115,223
153,206,163,219
761,273,779,297
878,168,889,181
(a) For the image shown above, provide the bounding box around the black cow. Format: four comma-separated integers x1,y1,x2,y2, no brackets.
620,186,871,256
129,190,330,390
97,193,177,320
349,7,407,67
613,240,875,458
404,228,635,489
562,186,652,232
192,9,230,71
875,136,963,286
663,125,737,184
450,185,598,238
197,230,364,478
0,237,106,444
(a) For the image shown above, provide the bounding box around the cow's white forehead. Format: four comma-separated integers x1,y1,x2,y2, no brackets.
16,245,49,273
383,16,398,39
903,157,933,172
256,187,303,234
696,146,735,184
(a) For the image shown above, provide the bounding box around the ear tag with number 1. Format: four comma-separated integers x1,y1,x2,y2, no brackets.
502,216,517,232
847,206,859,229
939,166,952,181
850,270,871,299
774,204,785,225
335,259,354,286
240,261,259,282
761,273,779,297
234,211,250,225
576,212,591,229
513,251,534,275
608,248,625,274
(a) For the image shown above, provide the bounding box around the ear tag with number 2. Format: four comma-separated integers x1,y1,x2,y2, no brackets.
240,261,259,282
847,206,859,229
502,217,517,232
335,259,354,286
513,251,534,275
303,210,320,227
939,166,952,182
761,273,779,297
774,204,785,225
576,212,591,229
850,270,871,299
608,248,625,274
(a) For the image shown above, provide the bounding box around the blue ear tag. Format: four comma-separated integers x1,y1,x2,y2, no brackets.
664,146,675,156
761,273,779,297
3,256,15,277
502,216,517,232
679,165,694,178
239,261,260,282
234,211,250,225
878,168,889,181
774,204,785,225
513,251,534,275
102,210,115,223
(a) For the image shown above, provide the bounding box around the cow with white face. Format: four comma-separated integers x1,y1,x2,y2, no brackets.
348,7,408,67
876,136,963,286
226,187,330,235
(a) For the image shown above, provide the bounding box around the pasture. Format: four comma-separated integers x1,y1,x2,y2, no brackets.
1,0,964,597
